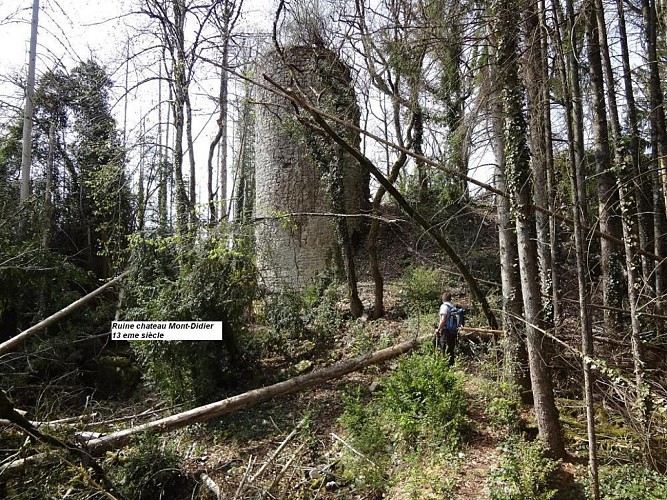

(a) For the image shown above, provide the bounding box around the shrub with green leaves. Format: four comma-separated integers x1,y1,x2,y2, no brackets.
336,351,467,495
488,436,559,500
596,464,667,499
486,382,521,433
265,288,307,336
261,277,343,359
338,352,467,495
401,266,443,315
115,434,190,500
381,350,467,449
123,233,257,404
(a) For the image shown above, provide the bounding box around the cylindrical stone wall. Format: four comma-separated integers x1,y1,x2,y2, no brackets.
254,46,369,290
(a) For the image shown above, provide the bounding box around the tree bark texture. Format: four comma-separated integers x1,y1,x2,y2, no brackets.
495,0,565,458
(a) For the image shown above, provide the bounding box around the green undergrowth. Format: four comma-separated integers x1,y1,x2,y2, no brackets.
595,463,667,499
488,435,560,500
336,349,467,496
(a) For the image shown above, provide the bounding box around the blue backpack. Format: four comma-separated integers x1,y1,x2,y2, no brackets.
445,305,466,330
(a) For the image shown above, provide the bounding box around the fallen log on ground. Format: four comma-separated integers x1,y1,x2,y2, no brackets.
84,335,428,455
460,326,502,340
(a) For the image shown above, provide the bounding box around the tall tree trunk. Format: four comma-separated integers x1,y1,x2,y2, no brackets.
586,3,624,334
413,107,428,206
208,61,228,226
492,102,531,403
38,122,55,320
368,97,410,319
158,59,169,233
232,76,255,227
495,0,565,458
616,0,653,288
185,91,197,223
442,25,468,204
558,0,588,222
524,0,553,326
642,0,667,320
19,0,40,224
172,80,189,235
539,0,561,327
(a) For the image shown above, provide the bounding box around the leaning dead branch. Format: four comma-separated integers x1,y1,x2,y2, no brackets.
0,271,128,357
0,413,99,430
0,451,54,479
263,442,307,499
331,432,377,467
233,455,254,499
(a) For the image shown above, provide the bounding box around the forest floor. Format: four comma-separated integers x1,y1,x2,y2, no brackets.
166,307,589,500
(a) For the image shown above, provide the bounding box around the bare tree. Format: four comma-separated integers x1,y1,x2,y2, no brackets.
19,0,40,221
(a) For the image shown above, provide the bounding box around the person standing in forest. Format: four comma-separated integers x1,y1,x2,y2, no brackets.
435,291,458,366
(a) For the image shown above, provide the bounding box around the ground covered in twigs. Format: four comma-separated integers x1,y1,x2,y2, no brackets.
4,291,661,500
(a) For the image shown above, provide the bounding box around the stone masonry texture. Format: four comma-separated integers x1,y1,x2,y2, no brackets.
254,46,370,290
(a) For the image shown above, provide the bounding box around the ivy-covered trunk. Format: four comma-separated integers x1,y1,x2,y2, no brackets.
494,0,565,458
523,0,553,326
492,108,530,403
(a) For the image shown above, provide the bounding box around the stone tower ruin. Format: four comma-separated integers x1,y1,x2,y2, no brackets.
254,46,370,290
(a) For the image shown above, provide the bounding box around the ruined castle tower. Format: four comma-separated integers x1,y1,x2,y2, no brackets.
254,46,370,290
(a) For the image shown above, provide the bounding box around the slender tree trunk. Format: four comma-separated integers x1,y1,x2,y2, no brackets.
524,0,553,326
38,122,55,320
43,122,54,249
443,27,468,204
492,105,531,403
539,0,561,327
642,0,667,320
644,0,667,216
185,92,196,221
219,55,229,221
413,107,427,206
19,0,40,221
166,0,191,235
495,0,565,458
616,0,653,288
586,3,624,334
158,60,168,233
560,0,588,222
368,98,410,319
232,76,254,226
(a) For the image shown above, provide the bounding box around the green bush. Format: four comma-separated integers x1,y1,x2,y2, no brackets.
336,351,467,495
124,233,257,404
265,288,307,336
261,277,343,359
488,436,559,500
115,434,190,500
596,464,667,499
381,350,467,449
486,382,521,433
401,266,443,315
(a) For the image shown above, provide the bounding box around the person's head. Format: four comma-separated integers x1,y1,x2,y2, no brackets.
442,291,452,303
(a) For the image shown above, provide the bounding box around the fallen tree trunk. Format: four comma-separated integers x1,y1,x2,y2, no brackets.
84,335,427,455
0,271,128,357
